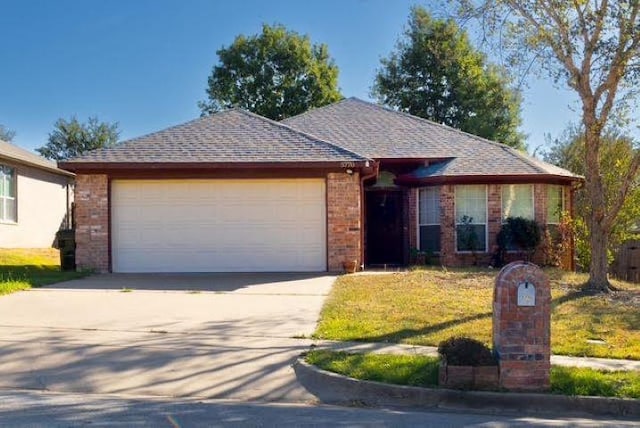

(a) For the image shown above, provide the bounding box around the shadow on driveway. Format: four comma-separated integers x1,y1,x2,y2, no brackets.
45,272,333,293
0,319,316,401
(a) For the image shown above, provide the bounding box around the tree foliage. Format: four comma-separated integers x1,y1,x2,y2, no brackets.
36,116,119,161
458,0,640,292
0,124,15,142
373,6,525,149
199,24,342,120
545,128,640,270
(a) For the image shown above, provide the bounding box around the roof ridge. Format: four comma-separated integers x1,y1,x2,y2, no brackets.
322,98,580,176
342,98,519,148
237,108,371,161
287,97,524,153
281,97,355,124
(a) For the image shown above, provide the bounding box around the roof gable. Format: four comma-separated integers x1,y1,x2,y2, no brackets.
63,109,368,166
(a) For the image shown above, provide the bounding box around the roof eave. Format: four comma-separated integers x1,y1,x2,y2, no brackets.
0,154,76,177
59,160,370,173
395,173,583,186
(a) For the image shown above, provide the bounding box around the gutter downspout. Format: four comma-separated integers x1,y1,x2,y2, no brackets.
359,160,380,270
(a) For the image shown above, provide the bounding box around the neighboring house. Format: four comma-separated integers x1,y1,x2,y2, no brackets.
60,98,581,273
0,140,74,248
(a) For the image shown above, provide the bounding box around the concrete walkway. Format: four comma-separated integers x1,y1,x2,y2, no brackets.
312,340,640,371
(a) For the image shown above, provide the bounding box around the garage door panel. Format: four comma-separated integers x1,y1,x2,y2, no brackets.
111,179,327,272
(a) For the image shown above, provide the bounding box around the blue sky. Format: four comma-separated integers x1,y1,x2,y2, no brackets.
0,0,579,154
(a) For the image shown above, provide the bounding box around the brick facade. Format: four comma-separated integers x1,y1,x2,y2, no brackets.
72,171,571,273
439,185,456,266
327,172,362,272
407,188,418,253
74,174,109,273
407,183,574,268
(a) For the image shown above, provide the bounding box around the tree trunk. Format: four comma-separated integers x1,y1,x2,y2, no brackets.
586,218,611,292
582,117,612,293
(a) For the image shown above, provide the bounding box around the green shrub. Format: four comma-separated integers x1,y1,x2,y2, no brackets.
437,337,497,366
494,217,542,266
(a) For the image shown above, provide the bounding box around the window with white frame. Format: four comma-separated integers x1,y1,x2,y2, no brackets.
547,185,565,224
418,187,440,253
0,165,16,223
501,184,534,221
455,185,487,252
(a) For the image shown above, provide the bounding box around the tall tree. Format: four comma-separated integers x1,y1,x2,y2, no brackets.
199,24,342,120
37,116,119,161
545,128,640,271
459,0,640,293
0,124,15,142
373,6,525,149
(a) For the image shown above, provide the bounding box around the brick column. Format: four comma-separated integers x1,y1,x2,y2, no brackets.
407,188,418,254
487,184,501,257
440,185,456,266
493,261,551,391
75,174,109,273
534,184,546,225
327,172,361,272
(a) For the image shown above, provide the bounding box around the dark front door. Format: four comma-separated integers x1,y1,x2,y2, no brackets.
366,191,404,265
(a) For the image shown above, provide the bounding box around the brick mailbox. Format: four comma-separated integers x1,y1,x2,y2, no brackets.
493,261,551,391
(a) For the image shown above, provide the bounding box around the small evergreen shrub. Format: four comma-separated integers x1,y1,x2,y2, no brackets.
437,337,497,366
493,217,542,266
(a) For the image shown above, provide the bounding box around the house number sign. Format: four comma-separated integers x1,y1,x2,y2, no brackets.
517,281,536,307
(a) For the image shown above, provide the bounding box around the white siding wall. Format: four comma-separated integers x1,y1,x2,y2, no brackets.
0,162,71,248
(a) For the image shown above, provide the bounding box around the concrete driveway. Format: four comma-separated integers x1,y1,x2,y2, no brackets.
0,273,335,402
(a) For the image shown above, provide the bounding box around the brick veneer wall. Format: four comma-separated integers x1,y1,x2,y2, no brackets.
440,185,456,266
75,174,109,273
433,183,573,268
327,172,362,272
407,188,418,253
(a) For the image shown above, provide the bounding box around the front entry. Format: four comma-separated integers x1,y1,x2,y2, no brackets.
365,191,404,266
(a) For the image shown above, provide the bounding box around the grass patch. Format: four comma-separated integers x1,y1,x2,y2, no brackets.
315,268,640,360
0,248,88,295
306,350,640,399
551,366,640,398
306,350,440,387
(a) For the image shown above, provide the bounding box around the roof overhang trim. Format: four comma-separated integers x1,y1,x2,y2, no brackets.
0,154,75,177
58,160,371,173
395,174,583,186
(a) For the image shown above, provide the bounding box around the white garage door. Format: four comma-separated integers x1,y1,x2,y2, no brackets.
111,179,326,273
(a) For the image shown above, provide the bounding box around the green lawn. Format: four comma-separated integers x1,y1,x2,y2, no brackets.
306,350,640,399
314,268,640,360
0,248,88,295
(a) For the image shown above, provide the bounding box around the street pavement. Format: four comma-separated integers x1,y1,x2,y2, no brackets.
0,390,637,427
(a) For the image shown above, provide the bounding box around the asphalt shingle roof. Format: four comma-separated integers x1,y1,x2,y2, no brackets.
64,109,368,164
283,98,580,180
0,140,74,176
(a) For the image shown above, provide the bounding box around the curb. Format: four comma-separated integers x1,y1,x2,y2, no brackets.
293,358,640,418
